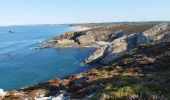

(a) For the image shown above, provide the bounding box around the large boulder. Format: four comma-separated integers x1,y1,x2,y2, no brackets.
76,35,95,46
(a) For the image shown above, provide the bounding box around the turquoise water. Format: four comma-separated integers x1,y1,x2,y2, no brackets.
0,25,95,90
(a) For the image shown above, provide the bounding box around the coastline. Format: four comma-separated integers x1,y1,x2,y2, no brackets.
1,22,170,99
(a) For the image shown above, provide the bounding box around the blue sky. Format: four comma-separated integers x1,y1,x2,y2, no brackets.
0,0,170,25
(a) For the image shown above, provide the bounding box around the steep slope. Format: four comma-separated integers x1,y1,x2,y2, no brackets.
85,23,170,64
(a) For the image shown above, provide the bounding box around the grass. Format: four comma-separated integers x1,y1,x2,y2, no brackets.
91,66,170,100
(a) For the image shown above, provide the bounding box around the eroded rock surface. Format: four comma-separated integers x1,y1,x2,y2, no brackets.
85,23,170,64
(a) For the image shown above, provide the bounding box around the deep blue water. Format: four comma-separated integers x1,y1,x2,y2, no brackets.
0,25,95,90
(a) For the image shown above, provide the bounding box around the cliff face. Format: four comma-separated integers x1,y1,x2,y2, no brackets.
85,23,170,64
45,23,156,47
44,23,170,64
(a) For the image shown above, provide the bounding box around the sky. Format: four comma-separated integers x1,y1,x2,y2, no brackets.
0,0,170,25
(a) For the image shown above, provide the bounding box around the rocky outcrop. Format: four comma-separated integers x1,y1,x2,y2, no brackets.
85,23,170,64
100,36,128,64
44,23,158,48
85,30,114,41
85,46,107,64
76,35,95,46
137,23,169,45
85,35,128,64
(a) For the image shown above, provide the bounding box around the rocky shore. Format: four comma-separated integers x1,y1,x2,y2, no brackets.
1,22,170,100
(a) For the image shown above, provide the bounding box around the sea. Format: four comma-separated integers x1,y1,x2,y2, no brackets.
0,25,95,90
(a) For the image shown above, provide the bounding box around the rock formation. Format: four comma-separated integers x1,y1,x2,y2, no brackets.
85,23,170,64
137,23,169,45
76,35,95,46
44,23,156,48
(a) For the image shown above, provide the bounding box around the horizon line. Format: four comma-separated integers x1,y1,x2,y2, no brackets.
0,20,170,27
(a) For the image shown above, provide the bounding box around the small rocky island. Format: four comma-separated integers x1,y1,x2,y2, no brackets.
1,22,170,100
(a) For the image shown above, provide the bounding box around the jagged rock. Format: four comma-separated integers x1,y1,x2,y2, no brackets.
54,31,80,40
5,90,31,100
49,78,62,91
137,23,169,45
76,35,95,45
100,36,128,64
85,23,170,64
85,35,128,64
144,23,168,34
110,30,124,41
27,89,46,99
85,46,107,64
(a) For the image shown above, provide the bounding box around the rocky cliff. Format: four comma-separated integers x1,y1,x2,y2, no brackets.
44,23,156,47
85,23,170,64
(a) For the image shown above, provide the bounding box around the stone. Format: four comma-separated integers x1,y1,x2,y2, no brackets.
110,30,124,41
49,78,62,91
100,36,128,64
27,89,46,99
85,46,107,64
